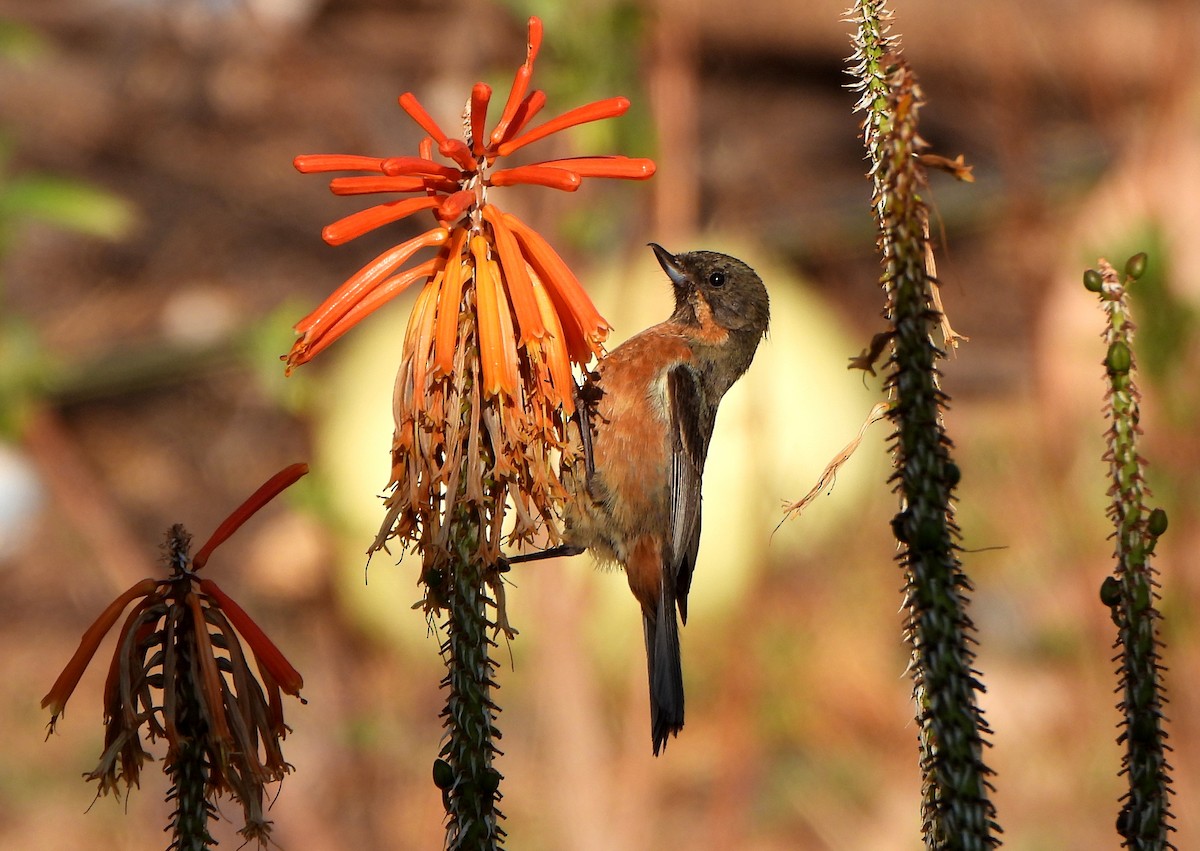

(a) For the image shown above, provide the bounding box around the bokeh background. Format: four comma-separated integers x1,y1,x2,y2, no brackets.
2,0,1198,849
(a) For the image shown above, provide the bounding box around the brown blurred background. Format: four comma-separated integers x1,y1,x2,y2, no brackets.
2,0,1198,849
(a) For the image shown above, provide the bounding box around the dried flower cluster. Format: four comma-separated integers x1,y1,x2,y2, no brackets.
287,16,653,602
42,465,308,847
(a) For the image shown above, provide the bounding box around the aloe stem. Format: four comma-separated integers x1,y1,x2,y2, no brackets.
436,502,505,851
1090,256,1174,850
850,2,999,846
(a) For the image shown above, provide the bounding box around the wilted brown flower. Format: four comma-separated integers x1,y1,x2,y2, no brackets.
43,464,309,847
287,16,655,593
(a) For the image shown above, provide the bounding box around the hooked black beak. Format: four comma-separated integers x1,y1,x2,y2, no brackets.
649,243,688,288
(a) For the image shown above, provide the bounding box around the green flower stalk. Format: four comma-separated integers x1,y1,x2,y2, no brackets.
848,2,999,847
432,503,507,848
1088,255,1174,850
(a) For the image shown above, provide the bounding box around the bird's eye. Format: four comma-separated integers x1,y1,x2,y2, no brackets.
709,271,726,287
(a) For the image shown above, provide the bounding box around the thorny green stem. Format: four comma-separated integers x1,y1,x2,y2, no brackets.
164,547,217,851
437,501,505,851
1092,258,1174,850
850,2,998,847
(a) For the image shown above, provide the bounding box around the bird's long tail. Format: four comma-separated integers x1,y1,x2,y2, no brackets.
643,581,684,755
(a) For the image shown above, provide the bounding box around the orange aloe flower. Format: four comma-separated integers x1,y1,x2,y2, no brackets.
43,464,309,847
287,16,655,589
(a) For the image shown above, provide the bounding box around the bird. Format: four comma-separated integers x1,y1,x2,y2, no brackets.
508,244,770,755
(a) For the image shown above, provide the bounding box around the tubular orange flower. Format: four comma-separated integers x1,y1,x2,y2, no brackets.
504,210,610,363
438,139,478,172
481,204,544,344
398,91,451,146
495,96,631,158
294,228,448,334
529,267,576,416
487,165,582,191
199,578,304,697
502,89,548,146
285,15,652,378
490,16,542,145
535,156,656,180
41,577,159,724
291,257,444,371
186,589,234,745
330,175,432,195
408,270,444,412
380,156,462,180
469,83,492,157
286,13,654,594
193,462,309,569
475,249,519,399
321,196,441,246
437,189,476,224
433,229,469,376
294,154,384,173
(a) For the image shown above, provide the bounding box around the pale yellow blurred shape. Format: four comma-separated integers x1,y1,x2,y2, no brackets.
312,293,433,648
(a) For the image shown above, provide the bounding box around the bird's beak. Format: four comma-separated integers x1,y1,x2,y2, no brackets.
649,243,688,288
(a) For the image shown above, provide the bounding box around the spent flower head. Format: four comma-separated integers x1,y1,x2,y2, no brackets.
287,16,655,595
42,464,309,847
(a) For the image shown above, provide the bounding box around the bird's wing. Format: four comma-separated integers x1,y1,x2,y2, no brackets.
666,364,715,624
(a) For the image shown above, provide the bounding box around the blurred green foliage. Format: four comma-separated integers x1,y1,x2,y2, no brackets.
0,18,50,65
0,172,136,246
494,0,654,255
1127,241,1195,416
0,21,137,437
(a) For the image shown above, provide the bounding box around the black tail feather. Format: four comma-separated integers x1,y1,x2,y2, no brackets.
644,582,685,756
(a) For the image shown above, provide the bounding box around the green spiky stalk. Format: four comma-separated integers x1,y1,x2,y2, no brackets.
435,502,506,851
165,676,217,849
164,575,217,850
849,2,998,847
1089,256,1174,850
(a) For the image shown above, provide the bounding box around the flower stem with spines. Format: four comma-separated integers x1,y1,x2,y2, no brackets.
849,2,999,847
1091,257,1174,850
438,499,505,851
165,649,217,849
163,542,217,851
